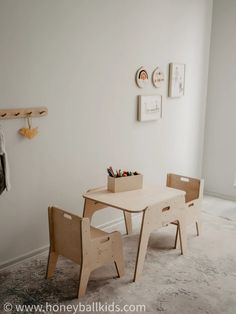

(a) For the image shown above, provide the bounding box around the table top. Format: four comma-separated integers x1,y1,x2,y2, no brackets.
83,186,186,213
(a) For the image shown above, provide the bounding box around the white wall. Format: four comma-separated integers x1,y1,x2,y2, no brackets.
0,0,212,266
203,0,236,199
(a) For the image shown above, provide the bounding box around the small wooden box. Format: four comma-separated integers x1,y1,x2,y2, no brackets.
107,174,143,193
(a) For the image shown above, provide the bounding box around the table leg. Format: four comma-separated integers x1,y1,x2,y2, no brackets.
174,223,179,249
178,218,187,254
133,210,150,282
123,211,132,235
83,199,107,222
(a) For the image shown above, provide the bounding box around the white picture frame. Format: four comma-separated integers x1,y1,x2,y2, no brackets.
168,63,185,97
138,95,162,122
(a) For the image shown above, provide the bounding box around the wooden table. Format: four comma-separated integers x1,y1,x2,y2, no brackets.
83,186,186,281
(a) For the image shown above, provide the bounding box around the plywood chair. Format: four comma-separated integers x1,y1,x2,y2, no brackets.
166,173,204,247
46,206,125,298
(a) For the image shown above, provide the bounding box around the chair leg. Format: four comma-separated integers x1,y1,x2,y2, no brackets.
114,257,125,278
111,231,125,278
196,220,201,236
77,265,91,298
174,223,179,249
46,251,58,278
123,211,132,235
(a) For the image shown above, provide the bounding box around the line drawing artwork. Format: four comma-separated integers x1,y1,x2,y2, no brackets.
169,63,185,97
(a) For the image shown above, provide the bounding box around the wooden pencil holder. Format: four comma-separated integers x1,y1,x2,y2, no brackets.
107,174,143,193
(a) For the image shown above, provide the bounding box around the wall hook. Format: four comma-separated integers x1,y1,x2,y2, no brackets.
0,106,48,120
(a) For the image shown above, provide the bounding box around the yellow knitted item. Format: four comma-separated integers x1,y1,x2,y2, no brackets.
19,127,39,139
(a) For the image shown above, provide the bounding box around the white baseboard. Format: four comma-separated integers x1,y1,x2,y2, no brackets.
97,213,141,233
0,245,50,271
205,190,236,202
0,213,141,271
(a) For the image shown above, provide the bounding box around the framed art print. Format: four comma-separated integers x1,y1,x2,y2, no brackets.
152,66,164,88
138,95,162,122
136,67,149,88
168,63,185,97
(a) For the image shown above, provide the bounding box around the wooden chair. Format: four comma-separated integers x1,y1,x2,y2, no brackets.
166,173,204,247
46,206,125,298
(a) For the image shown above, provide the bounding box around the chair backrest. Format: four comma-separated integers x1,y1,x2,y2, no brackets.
166,173,204,203
48,207,90,264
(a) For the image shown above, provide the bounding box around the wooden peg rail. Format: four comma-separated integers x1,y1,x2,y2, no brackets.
0,107,48,120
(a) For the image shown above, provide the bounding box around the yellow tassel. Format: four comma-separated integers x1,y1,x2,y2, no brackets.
19,127,39,139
